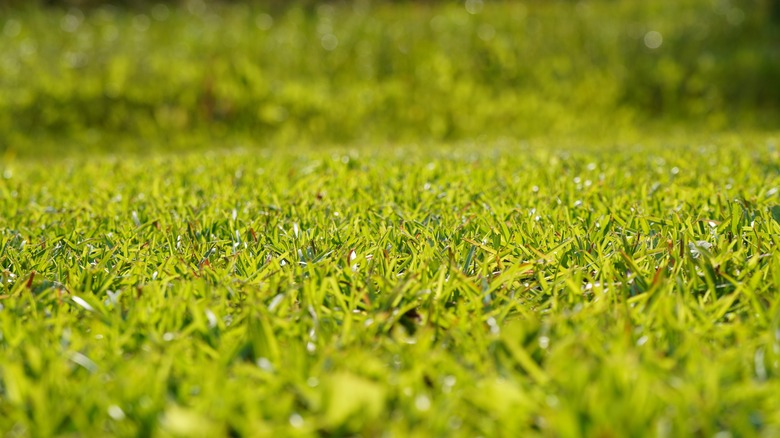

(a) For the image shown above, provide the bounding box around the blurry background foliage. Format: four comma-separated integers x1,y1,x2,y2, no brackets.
1,0,779,155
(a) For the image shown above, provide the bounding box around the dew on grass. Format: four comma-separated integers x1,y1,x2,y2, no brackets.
105,290,120,307
268,293,285,312
307,377,319,387
415,394,431,411
486,317,500,334
71,351,98,373
539,336,550,349
443,375,456,390
72,296,95,312
108,405,126,421
257,357,274,372
3,271,16,284
289,413,304,428
163,332,175,342
689,241,712,258
205,309,218,329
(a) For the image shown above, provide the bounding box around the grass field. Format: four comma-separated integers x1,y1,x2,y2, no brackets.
2,0,780,436
2,139,780,436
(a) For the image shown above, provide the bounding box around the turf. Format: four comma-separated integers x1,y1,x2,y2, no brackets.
2,138,780,436
2,0,780,436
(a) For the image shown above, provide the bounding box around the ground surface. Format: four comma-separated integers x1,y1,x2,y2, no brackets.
2,1,780,435
1,139,780,436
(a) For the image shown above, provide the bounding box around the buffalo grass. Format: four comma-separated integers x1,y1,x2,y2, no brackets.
2,137,780,436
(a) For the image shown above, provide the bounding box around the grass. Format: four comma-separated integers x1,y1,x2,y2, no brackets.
2,0,780,435
2,137,780,436
1,0,779,155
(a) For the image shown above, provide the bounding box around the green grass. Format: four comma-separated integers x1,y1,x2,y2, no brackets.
2,137,780,436
2,0,779,155
3,0,780,435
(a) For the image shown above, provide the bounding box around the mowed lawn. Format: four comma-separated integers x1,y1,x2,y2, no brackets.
1,139,780,436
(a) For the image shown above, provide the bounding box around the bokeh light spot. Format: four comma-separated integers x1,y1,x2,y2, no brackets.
151,4,170,22
132,14,151,32
644,30,663,49
3,19,22,38
478,24,495,41
465,0,484,15
726,8,745,26
321,33,339,51
60,9,84,33
255,13,273,31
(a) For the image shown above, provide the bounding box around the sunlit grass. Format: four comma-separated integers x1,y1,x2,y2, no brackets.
1,137,780,435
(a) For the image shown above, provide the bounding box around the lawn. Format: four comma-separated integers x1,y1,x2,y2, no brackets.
2,0,780,436
2,140,780,436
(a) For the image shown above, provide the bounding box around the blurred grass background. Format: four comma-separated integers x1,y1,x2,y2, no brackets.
1,0,779,156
